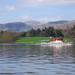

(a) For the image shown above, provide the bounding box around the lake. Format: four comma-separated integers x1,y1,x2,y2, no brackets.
0,43,75,75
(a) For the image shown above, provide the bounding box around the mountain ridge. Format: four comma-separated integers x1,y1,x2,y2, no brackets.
48,20,69,24
0,20,75,32
0,22,32,32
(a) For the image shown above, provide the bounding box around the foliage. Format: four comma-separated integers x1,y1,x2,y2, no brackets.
64,25,75,40
0,31,20,43
25,27,64,37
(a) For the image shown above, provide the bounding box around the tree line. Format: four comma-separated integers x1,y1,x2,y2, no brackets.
64,25,75,40
22,27,64,37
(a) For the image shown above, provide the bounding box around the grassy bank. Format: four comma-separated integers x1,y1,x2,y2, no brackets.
16,37,52,43
16,37,73,43
63,37,73,42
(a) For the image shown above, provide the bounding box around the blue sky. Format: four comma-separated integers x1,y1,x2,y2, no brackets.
0,0,75,23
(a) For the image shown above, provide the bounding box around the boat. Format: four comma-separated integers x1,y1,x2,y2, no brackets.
50,37,63,45
40,37,72,46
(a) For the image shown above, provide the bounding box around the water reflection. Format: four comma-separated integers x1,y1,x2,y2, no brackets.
0,44,75,75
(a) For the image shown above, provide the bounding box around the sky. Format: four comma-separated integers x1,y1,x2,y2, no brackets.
0,0,75,23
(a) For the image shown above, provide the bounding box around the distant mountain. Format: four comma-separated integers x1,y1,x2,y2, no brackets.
25,21,44,29
47,20,75,30
0,22,32,32
0,20,75,32
48,20,68,24
25,20,75,30
25,20,69,29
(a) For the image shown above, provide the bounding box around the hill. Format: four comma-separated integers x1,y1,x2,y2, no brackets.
0,22,32,32
26,20,75,30
0,20,75,32
48,20,68,24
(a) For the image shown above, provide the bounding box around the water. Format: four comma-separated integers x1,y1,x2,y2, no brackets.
0,43,75,75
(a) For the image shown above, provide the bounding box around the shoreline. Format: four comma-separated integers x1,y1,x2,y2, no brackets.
0,37,74,43
16,37,73,43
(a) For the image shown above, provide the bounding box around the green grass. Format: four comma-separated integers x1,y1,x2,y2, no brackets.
16,37,73,43
63,37,73,42
16,37,53,43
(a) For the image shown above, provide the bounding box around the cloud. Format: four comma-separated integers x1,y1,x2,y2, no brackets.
5,5,16,11
0,5,16,12
19,15,64,23
0,15,64,23
20,0,75,7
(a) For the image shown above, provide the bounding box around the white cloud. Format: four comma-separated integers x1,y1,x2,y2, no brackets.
21,0,75,7
0,15,64,23
5,5,16,11
0,5,16,12
19,15,64,23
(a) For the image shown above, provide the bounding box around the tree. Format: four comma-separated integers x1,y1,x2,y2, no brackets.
55,29,64,37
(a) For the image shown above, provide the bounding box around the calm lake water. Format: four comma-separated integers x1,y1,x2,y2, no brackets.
0,43,75,75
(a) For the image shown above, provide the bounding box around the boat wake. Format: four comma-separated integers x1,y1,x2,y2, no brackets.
40,41,72,47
